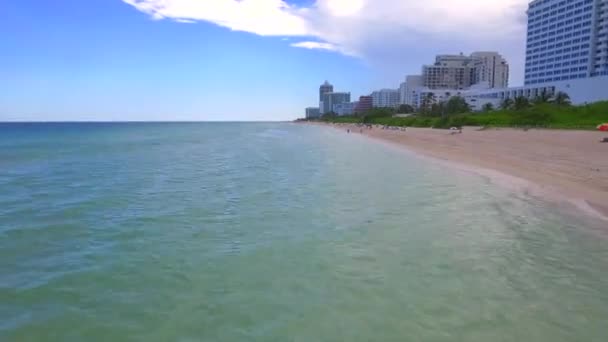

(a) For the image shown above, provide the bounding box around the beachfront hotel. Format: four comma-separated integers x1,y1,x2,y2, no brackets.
321,92,351,114
466,0,608,108
402,0,608,111
471,52,510,89
525,0,608,84
305,0,608,117
422,54,476,90
421,53,509,90
371,89,400,108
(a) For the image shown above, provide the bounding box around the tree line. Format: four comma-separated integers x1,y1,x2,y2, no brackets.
315,90,572,122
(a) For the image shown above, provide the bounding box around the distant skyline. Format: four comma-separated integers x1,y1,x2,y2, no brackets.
1,0,531,121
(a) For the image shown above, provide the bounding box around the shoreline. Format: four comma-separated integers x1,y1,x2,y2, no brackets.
314,122,608,222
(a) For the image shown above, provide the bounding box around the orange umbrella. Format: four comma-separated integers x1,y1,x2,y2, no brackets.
598,123,608,131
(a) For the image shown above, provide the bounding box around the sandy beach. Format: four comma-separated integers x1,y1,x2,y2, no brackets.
327,123,608,221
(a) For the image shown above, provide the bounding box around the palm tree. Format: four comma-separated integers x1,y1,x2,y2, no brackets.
500,98,514,110
554,91,571,106
431,101,446,117
532,90,552,105
421,93,436,115
513,96,530,110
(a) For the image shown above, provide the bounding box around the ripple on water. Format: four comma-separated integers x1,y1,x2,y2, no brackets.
1,123,608,341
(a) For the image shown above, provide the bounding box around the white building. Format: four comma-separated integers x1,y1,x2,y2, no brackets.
411,88,463,110
318,80,334,114
422,52,510,90
465,75,608,110
371,89,400,108
333,102,358,116
471,51,509,88
399,81,407,105
403,75,423,107
422,54,476,90
321,92,351,114
319,81,333,102
525,0,608,85
410,74,608,112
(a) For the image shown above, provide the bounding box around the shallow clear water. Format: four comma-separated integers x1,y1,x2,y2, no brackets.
1,122,607,341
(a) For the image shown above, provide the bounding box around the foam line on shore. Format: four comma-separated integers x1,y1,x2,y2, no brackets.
313,122,608,224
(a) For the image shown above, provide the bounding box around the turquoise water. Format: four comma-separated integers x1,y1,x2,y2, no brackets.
1,122,608,341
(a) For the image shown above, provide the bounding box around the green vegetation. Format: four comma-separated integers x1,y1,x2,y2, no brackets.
310,97,608,130
398,104,415,113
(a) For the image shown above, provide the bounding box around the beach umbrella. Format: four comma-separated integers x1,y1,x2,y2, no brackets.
598,123,608,131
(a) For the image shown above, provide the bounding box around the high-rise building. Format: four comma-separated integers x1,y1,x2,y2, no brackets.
355,96,373,113
422,54,476,89
403,75,423,106
399,82,408,104
333,102,358,116
371,89,400,108
321,92,351,114
471,52,510,88
524,0,608,85
319,81,334,102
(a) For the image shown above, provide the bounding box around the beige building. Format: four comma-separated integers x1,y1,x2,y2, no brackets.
471,52,509,88
422,54,476,90
422,52,509,90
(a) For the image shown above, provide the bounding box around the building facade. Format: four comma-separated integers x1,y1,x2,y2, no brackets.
318,80,334,114
371,89,400,108
524,0,608,85
422,54,476,90
465,74,608,110
405,1,608,111
319,81,333,102
403,75,423,106
355,96,373,113
321,92,351,114
399,81,407,105
333,102,358,116
305,107,320,119
471,51,510,88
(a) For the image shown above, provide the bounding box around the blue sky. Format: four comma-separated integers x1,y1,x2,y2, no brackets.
1,0,529,121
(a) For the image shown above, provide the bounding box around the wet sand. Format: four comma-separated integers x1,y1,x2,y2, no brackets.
328,124,608,221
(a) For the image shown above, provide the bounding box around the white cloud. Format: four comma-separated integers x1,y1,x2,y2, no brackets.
122,0,309,36
122,0,531,83
290,41,337,51
290,41,359,57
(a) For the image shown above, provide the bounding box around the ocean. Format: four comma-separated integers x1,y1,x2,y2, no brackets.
1,122,607,341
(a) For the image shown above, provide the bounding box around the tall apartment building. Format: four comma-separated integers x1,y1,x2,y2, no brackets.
371,89,400,108
319,81,333,102
321,92,351,114
471,52,510,88
403,75,423,106
524,0,608,85
422,54,476,89
399,82,407,105
422,52,510,89
318,81,334,114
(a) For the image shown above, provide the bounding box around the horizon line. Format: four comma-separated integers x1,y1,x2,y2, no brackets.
0,120,295,123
